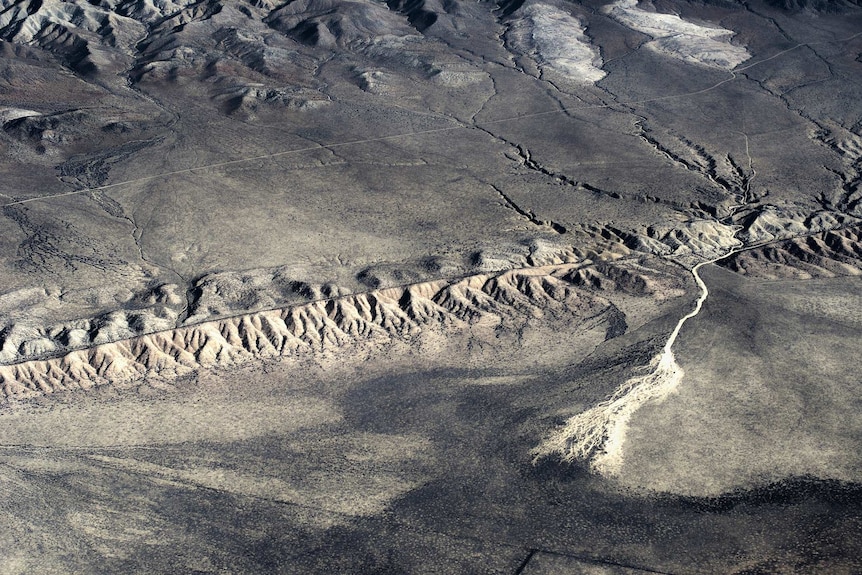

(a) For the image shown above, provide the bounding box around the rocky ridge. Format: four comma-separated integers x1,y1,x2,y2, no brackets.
0,257,684,402
1,207,856,376
0,237,613,367
720,224,862,279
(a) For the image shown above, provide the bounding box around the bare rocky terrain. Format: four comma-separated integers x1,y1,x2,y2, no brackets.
1,0,862,571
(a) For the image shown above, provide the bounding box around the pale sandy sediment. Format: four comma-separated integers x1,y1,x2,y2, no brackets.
534,248,738,473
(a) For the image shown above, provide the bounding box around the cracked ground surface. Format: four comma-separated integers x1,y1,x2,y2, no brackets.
1,0,862,572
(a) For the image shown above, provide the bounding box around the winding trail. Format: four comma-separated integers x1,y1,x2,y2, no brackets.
534,104,764,471
664,252,732,355
533,245,742,474
537,208,862,471
537,131,755,472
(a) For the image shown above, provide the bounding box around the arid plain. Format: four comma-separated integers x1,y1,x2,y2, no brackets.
1,0,861,571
